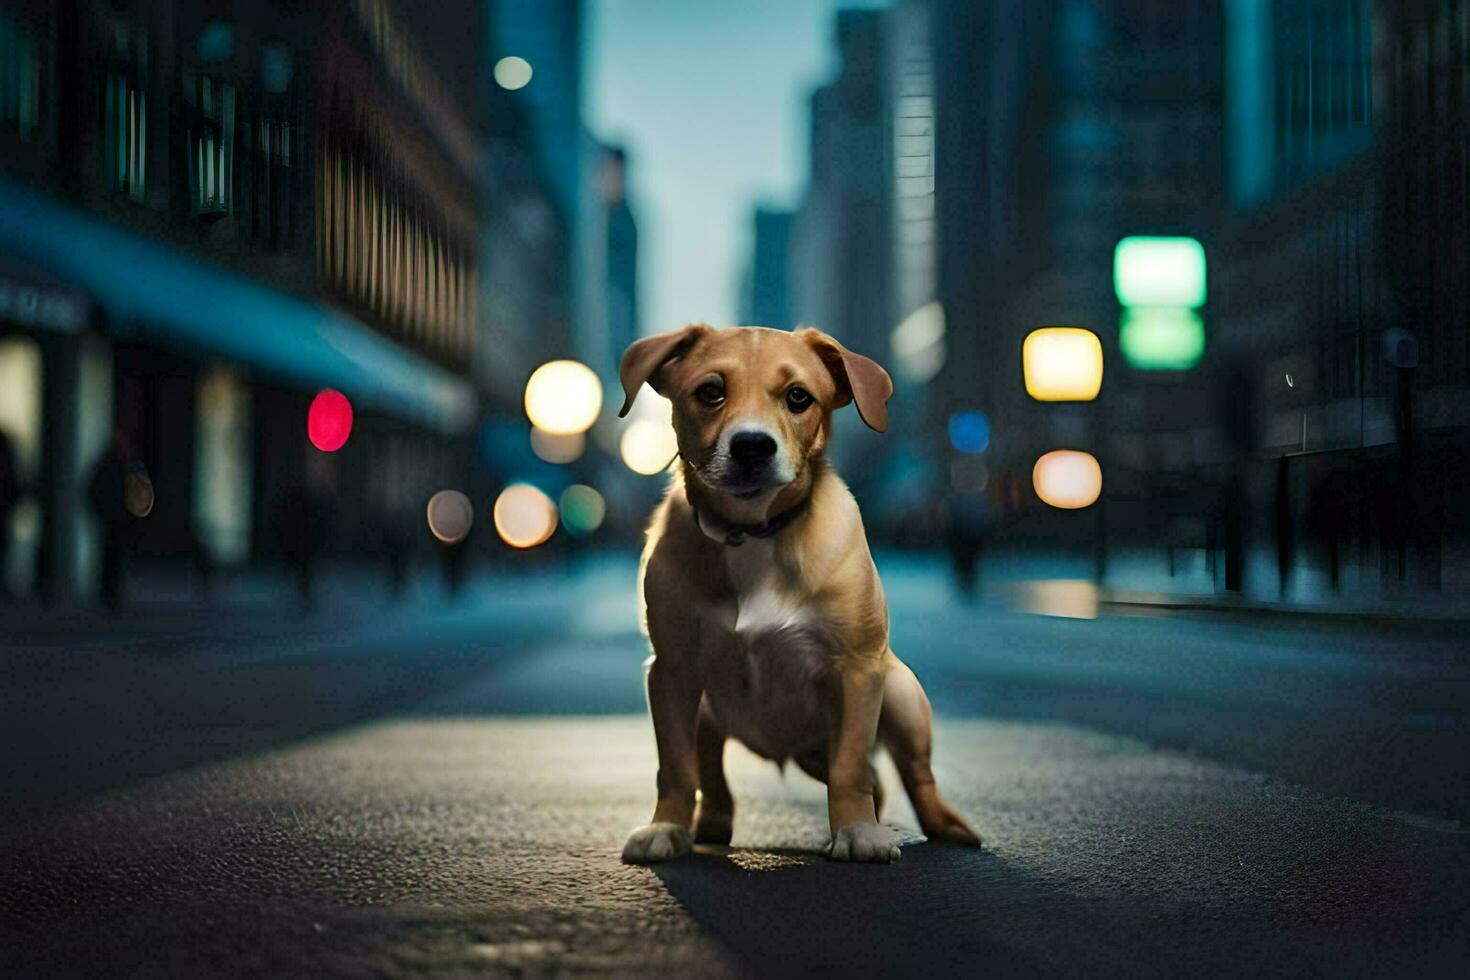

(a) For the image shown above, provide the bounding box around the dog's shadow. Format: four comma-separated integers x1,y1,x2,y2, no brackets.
652,841,1042,977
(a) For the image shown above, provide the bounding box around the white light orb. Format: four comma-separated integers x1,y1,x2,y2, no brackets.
619,418,679,476
426,489,474,544
524,360,602,435
493,482,557,549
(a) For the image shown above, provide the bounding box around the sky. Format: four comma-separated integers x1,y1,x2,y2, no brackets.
586,0,889,335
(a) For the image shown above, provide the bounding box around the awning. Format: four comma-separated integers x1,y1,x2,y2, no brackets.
0,176,476,433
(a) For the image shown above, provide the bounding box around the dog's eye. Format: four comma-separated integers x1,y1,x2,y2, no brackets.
695,382,725,406
786,387,813,413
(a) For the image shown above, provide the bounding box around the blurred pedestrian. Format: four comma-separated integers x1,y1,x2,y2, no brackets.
379,507,411,600
945,488,992,598
87,428,141,613
0,429,19,597
274,484,329,611
438,537,469,599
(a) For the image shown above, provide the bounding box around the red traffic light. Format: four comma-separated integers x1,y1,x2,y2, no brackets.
307,389,353,452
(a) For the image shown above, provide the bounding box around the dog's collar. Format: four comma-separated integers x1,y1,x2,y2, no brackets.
693,493,812,547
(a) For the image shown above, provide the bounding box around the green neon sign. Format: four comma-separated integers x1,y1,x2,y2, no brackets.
1119,307,1205,370
1114,236,1206,308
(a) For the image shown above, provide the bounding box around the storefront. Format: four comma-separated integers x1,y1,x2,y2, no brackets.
0,175,476,601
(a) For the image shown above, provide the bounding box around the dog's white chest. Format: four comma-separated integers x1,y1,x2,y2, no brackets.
723,540,812,635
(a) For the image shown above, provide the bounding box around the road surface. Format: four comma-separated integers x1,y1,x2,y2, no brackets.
3,553,1468,976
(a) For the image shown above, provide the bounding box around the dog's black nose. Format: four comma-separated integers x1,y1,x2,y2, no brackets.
729,430,777,464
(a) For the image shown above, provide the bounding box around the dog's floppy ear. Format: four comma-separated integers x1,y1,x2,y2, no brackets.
798,327,894,433
618,324,713,417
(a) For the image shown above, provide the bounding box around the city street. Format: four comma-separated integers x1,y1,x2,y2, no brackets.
3,554,1468,976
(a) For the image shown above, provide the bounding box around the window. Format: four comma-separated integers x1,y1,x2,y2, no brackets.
0,11,40,140
104,69,146,202
249,114,292,246
190,76,234,216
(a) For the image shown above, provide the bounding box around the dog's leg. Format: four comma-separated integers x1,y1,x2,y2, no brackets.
693,700,734,845
622,654,703,864
796,749,885,819
826,658,900,862
879,657,981,846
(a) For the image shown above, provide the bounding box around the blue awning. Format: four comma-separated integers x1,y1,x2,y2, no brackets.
0,176,476,433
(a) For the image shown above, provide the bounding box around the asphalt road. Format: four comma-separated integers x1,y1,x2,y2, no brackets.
2,553,1468,976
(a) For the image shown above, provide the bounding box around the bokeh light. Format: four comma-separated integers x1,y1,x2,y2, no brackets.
524,360,603,435
559,484,606,535
1113,236,1207,308
1032,450,1102,509
950,457,989,494
530,426,586,464
494,56,533,90
307,389,353,452
1022,328,1103,402
426,490,474,544
1119,307,1205,371
891,301,947,383
124,466,154,518
620,418,679,475
493,482,558,549
948,410,990,454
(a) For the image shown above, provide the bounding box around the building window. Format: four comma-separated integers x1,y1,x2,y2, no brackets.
190,76,234,216
103,70,146,202
248,114,292,247
0,11,40,140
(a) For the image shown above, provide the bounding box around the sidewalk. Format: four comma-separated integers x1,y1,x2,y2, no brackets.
0,552,641,653
959,546,1470,624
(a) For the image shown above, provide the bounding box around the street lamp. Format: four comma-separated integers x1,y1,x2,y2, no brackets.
1022,327,1103,402
523,360,602,435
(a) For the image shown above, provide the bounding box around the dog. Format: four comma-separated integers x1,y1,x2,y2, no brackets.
618,324,980,864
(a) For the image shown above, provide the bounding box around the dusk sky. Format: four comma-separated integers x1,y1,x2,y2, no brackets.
586,0,890,335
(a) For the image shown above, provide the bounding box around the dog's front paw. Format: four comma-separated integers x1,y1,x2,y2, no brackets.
828,822,902,863
621,822,693,864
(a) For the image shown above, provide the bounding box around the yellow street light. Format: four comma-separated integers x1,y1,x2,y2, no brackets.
1022,327,1103,402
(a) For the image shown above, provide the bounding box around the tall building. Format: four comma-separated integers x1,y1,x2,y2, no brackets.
488,0,582,224
598,144,640,372
930,0,1226,553
0,1,482,600
740,207,794,330
477,77,571,412
790,9,890,491
487,0,634,385
1216,0,1470,593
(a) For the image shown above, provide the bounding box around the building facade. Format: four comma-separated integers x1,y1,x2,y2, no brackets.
1215,0,1470,594
790,8,891,494
0,0,482,600
929,0,1227,558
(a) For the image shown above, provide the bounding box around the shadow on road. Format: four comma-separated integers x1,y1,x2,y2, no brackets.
655,844,1054,976
652,838,1470,978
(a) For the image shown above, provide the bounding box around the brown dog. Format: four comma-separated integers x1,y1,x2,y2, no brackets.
617,324,980,863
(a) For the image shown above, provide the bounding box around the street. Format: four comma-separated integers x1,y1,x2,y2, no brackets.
3,553,1469,976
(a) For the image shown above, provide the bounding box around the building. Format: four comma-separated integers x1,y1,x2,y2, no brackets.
477,79,571,413
1215,0,1470,594
0,0,482,601
790,8,890,493
739,206,794,330
487,0,618,380
598,144,639,373
929,0,1226,558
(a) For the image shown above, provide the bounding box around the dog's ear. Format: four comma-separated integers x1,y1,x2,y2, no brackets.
619,324,713,417
798,327,894,433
